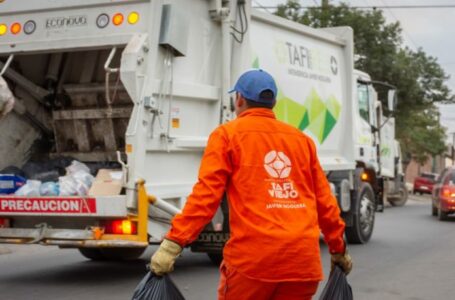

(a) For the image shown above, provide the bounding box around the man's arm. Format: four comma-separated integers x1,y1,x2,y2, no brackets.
307,139,346,254
151,126,232,275
165,126,232,246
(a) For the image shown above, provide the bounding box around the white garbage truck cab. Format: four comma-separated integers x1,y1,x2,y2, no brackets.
0,0,403,262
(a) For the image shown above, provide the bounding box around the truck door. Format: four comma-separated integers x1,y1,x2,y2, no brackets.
355,81,378,170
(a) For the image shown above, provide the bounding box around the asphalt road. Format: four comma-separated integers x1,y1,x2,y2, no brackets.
0,195,454,300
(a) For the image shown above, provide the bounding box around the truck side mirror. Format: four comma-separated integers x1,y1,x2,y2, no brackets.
388,89,396,112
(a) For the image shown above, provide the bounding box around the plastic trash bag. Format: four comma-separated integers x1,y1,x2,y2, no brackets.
22,158,73,182
132,272,185,300
15,180,42,196
66,160,91,175
40,182,60,196
59,175,78,196
319,266,353,300
72,171,94,196
31,170,61,183
72,171,94,187
59,170,94,196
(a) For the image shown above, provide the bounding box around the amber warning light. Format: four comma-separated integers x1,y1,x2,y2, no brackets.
112,13,124,26
10,22,21,35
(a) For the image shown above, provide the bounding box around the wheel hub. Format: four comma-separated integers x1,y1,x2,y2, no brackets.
359,194,374,234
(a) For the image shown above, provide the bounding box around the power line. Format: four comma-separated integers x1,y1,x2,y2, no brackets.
253,4,455,10
379,0,420,50
252,0,273,13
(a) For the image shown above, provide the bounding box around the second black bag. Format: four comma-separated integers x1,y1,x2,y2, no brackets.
132,271,185,300
319,265,353,300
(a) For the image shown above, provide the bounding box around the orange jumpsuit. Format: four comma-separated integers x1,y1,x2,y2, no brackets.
166,108,346,297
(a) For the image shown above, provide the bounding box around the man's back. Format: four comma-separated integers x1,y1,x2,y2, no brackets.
220,108,329,282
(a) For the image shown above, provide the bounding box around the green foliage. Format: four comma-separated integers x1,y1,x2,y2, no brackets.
276,0,453,165
398,106,447,165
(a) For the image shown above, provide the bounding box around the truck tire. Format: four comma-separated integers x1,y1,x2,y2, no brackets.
345,182,375,244
78,247,146,261
100,247,146,260
438,207,449,221
78,248,105,260
207,253,223,266
431,204,438,216
388,185,408,207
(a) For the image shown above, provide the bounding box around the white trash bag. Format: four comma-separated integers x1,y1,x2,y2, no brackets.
65,160,90,175
59,175,78,196
72,171,94,196
15,180,42,197
40,182,60,196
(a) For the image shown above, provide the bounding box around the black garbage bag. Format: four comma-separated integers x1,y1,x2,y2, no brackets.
319,265,353,300
132,272,185,300
22,157,74,181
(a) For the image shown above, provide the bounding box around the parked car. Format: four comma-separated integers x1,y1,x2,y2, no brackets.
413,172,438,194
431,167,455,220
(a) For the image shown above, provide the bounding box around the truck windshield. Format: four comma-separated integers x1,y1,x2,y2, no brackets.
357,82,370,123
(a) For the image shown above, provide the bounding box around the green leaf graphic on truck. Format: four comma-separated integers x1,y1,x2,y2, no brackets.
274,89,341,143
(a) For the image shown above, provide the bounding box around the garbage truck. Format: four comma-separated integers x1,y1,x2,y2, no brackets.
0,0,405,263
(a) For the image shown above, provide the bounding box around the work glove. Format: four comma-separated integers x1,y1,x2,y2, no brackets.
331,250,353,275
150,239,183,276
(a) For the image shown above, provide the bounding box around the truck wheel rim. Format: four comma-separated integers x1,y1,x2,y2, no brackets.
359,194,374,234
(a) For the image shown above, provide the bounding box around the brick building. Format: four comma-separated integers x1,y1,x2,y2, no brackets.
405,155,447,184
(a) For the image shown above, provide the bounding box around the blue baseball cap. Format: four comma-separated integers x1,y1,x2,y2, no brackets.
228,69,277,104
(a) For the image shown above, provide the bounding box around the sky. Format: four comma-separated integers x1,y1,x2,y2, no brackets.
254,0,455,133
437,103,455,142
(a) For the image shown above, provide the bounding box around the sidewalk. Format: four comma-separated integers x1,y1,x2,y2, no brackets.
384,193,430,208
407,193,432,203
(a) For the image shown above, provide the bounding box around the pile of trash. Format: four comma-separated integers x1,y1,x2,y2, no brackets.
0,160,95,197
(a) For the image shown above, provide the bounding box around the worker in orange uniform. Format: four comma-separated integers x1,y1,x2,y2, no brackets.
151,69,352,300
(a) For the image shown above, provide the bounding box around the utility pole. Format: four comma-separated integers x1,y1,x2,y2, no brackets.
321,0,330,27
452,132,455,166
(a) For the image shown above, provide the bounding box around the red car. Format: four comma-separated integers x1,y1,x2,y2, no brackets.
432,168,455,220
413,172,438,195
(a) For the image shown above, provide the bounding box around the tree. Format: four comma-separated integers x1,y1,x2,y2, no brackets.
276,0,453,167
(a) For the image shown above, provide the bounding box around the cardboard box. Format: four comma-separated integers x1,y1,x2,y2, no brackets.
88,169,123,196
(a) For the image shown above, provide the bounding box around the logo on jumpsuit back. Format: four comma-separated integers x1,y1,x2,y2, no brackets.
264,151,301,205
264,150,292,178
